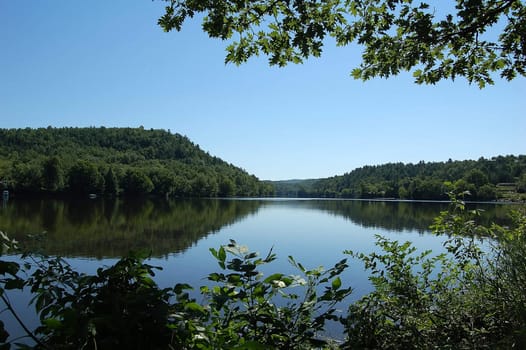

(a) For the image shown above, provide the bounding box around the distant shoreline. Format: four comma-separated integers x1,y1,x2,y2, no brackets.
3,193,525,205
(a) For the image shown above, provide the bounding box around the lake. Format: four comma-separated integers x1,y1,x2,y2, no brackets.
0,197,522,341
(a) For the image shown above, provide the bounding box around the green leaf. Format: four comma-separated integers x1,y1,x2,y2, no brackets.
244,252,258,259
263,273,284,284
140,276,155,287
227,273,242,284
351,68,363,79
42,318,62,330
218,246,226,263
185,302,205,314
281,277,293,286
208,272,224,282
209,247,218,259
174,283,193,294
332,276,342,290
0,261,19,276
3,278,24,290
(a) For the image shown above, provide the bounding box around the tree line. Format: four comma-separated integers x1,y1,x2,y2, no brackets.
0,127,274,198
273,155,526,201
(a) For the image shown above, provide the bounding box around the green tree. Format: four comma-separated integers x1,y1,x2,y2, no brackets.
464,168,490,187
104,167,119,196
344,200,526,349
517,173,526,193
398,185,410,199
148,167,176,196
68,161,104,195
171,175,192,197
158,0,526,87
11,162,42,193
42,156,63,192
191,173,219,197
218,176,236,197
476,183,497,200
121,169,154,195
0,127,267,199
453,178,477,194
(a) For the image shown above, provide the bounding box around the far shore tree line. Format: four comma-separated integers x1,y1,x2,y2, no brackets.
272,155,526,201
0,127,274,198
2,157,271,198
1,128,524,202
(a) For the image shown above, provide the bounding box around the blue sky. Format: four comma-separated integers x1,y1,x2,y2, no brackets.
1,1,524,180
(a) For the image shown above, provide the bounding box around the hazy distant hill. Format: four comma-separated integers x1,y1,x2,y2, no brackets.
0,127,274,197
269,156,526,201
268,179,319,197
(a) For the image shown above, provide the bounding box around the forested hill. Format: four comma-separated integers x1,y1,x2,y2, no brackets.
272,156,526,201
0,127,274,197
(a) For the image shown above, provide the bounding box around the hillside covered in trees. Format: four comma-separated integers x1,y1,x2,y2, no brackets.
272,155,526,201
0,127,274,197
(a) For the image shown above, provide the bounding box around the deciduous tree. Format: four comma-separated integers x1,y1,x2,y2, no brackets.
158,0,526,87
42,156,63,192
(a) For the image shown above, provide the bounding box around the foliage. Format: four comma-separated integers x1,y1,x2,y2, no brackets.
26,255,174,349
67,161,104,195
484,209,526,346
1,235,351,349
158,0,526,87
41,157,63,192
273,155,526,200
121,169,154,195
343,195,526,349
201,240,352,349
103,168,118,196
0,127,274,198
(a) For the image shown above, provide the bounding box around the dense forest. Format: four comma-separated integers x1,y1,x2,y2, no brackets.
272,155,526,201
1,128,524,201
0,127,274,197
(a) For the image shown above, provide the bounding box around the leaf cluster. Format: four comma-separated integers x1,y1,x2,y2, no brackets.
343,197,526,349
158,0,526,86
1,236,352,349
202,240,352,348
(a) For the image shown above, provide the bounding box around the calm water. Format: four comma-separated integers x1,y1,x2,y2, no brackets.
0,197,521,341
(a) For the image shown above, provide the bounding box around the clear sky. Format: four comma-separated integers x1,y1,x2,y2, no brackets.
1,1,525,181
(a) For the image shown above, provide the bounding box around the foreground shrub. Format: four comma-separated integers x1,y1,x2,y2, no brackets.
343,197,526,349
1,237,351,349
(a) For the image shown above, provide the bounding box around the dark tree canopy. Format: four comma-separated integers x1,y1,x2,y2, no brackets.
158,0,525,87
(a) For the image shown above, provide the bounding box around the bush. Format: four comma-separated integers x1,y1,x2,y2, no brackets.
343,196,526,349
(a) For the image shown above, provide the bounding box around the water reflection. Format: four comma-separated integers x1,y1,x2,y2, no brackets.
0,198,519,259
268,199,515,232
0,198,263,258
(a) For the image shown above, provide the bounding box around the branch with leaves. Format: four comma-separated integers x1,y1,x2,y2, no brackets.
158,0,526,87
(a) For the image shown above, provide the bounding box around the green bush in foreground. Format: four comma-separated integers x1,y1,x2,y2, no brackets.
1,197,525,349
344,199,526,349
